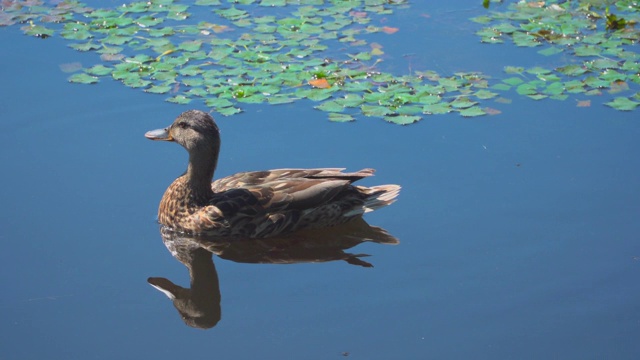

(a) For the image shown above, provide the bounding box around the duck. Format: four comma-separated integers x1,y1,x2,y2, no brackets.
145,110,400,237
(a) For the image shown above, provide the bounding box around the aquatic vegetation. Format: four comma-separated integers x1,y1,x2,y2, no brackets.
474,0,640,111
1,0,638,123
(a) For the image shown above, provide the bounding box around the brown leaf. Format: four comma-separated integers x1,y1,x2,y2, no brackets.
59,62,83,73
484,107,502,115
576,100,591,107
308,78,331,89
381,26,399,34
608,80,629,94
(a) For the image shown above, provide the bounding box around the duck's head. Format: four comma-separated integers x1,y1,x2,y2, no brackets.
145,110,220,153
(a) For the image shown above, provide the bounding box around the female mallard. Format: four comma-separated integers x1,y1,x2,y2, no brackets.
145,110,400,237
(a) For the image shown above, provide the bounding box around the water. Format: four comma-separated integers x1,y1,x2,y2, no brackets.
1,1,640,359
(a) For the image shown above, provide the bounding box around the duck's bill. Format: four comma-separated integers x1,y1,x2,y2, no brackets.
145,128,173,141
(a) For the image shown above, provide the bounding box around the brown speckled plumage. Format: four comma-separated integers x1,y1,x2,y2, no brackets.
145,110,400,237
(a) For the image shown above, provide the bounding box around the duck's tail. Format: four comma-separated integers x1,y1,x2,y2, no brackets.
362,184,401,213
343,184,400,217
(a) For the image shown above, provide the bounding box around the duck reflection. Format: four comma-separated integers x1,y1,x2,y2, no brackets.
148,218,398,329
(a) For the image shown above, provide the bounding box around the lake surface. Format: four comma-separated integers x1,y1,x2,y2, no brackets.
1,1,639,359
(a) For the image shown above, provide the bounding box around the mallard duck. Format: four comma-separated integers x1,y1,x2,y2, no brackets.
145,110,400,237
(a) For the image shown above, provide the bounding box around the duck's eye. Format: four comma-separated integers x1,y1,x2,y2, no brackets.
177,122,188,129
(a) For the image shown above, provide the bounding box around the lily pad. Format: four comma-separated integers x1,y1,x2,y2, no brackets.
384,115,421,125
459,106,486,117
605,97,639,111
328,113,355,122
68,73,99,84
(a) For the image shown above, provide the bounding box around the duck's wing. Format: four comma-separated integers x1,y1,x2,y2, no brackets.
192,169,380,236
190,178,353,236
211,168,375,192
211,177,353,214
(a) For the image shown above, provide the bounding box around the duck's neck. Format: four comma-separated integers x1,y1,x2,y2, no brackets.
184,144,219,202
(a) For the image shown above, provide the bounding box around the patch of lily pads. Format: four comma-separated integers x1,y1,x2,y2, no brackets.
474,0,640,111
1,0,639,125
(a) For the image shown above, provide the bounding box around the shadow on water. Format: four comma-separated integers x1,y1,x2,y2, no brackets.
148,217,398,329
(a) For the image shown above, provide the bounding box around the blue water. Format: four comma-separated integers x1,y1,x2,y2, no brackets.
2,1,640,359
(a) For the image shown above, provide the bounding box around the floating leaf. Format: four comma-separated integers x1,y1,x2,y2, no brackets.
328,113,354,122
395,105,422,115
179,40,202,52
605,97,639,111
315,100,343,112
504,66,524,74
485,107,502,115
381,26,399,34
503,77,524,86
491,83,511,91
85,64,112,76
215,6,248,21
68,73,99,84
574,45,601,57
450,98,477,109
384,115,420,125
59,62,83,73
590,59,619,71
361,105,393,117
335,94,364,108
538,47,563,56
422,103,451,115
308,78,331,88
267,95,296,104
576,100,591,107
145,85,173,94
166,95,192,104
217,106,242,116
459,106,486,117
474,89,499,100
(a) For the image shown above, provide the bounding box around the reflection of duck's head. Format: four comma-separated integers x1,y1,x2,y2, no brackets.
148,275,220,329
144,109,220,156
148,233,221,330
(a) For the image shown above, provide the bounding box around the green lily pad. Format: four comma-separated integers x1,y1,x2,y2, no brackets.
574,45,601,57
85,65,112,76
335,94,364,108
474,89,499,100
21,24,54,38
166,95,192,104
267,95,297,104
503,77,524,86
68,42,101,51
450,98,477,109
459,106,486,117
538,46,563,56
605,96,639,111
361,105,394,117
315,100,344,113
423,103,451,115
328,113,355,122
218,106,243,116
145,85,173,94
384,115,421,125
68,73,99,84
